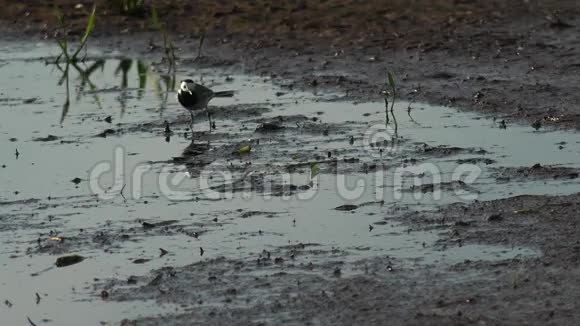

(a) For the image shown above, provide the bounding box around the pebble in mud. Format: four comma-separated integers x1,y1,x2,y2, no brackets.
487,214,503,222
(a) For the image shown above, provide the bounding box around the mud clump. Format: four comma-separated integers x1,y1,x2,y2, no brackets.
212,175,304,196
239,211,282,218
457,157,496,165
403,180,478,194
334,204,358,211
95,129,117,138
32,135,59,142
55,254,84,267
493,163,580,182
255,121,285,132
415,143,487,158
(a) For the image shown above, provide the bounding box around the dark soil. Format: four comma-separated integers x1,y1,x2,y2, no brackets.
2,0,580,129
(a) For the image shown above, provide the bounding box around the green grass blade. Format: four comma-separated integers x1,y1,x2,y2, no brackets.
197,32,206,59
310,163,320,179
387,71,395,90
57,39,68,55
72,4,97,60
151,7,162,30
115,59,133,88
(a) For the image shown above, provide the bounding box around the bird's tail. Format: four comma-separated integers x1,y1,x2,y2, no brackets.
213,90,236,97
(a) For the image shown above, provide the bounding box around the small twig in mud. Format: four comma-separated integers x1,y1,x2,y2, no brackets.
164,120,172,134
512,271,518,289
387,71,398,136
27,317,38,326
407,101,420,125
383,91,389,126
120,183,127,201
164,120,172,142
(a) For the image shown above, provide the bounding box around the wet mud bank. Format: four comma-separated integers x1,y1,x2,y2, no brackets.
98,194,580,325
2,1,580,130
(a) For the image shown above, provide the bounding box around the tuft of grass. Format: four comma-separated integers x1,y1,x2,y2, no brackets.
197,32,206,60
55,58,104,123
150,7,177,113
151,7,177,67
310,163,320,180
55,4,97,63
136,60,148,99
384,71,398,135
115,59,133,88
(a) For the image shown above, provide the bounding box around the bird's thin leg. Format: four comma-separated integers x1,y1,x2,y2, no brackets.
206,107,213,133
189,110,195,138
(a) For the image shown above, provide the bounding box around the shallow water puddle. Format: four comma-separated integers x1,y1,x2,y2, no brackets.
1,41,578,324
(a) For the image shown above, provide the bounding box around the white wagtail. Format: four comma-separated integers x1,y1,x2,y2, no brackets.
176,79,235,132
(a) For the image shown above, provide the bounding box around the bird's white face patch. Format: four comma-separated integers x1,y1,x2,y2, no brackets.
180,81,194,95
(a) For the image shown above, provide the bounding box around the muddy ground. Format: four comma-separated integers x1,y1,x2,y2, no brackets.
1,1,580,325
2,0,580,129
